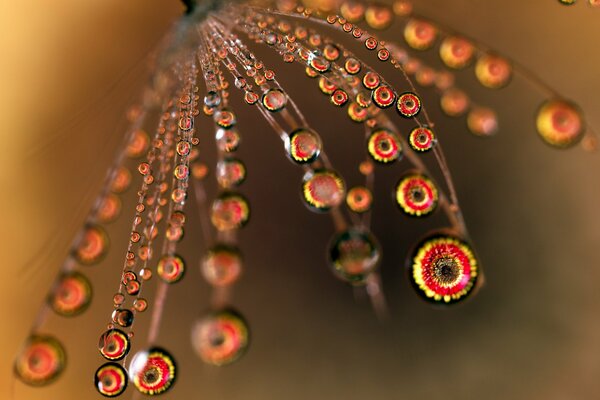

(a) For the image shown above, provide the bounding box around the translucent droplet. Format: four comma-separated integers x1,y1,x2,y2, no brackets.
377,48,390,61
395,173,438,217
365,4,393,30
126,129,150,159
393,0,413,16
331,89,349,107
536,99,585,148
364,37,378,50
262,88,287,112
216,128,241,153
129,347,176,395
244,91,259,105
113,293,125,306
344,58,362,75
302,170,346,211
215,108,237,129
367,128,402,163
328,228,381,284
73,225,109,265
216,158,247,187
371,85,396,108
467,107,498,136
475,54,512,89
396,92,421,118
110,167,131,194
14,335,66,386
318,77,337,95
98,194,121,224
347,102,369,122
411,234,479,304
323,43,341,61
157,254,186,284
95,362,128,397
112,309,134,328
191,309,250,366
173,164,189,180
99,328,130,361
210,192,250,231
49,272,92,317
204,91,221,108
440,88,469,117
309,56,331,73
409,126,436,152
363,72,381,90
125,279,140,296
284,128,322,164
404,18,437,50
346,186,373,213
340,1,366,22
202,245,243,287
134,298,148,312
439,36,474,69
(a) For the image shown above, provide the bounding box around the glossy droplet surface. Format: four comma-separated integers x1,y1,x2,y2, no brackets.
202,245,243,287
346,186,373,213
126,129,150,159
99,329,131,361
404,18,437,50
410,234,479,304
15,335,66,386
439,36,474,69
467,107,498,136
302,170,346,211
192,309,250,366
74,225,109,265
216,128,241,153
112,309,134,328
216,158,246,188
49,272,92,317
396,92,421,118
95,362,128,397
328,228,381,284
372,85,396,108
396,174,438,217
262,88,287,112
211,192,250,231
475,54,512,89
440,88,469,117
409,126,436,152
285,128,322,164
367,128,402,163
157,254,186,284
536,99,585,148
129,347,176,395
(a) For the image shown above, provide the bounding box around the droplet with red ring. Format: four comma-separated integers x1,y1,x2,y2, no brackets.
396,92,421,118
157,254,186,284
129,347,176,396
99,329,131,361
371,85,396,108
95,362,128,397
408,126,436,152
395,173,438,217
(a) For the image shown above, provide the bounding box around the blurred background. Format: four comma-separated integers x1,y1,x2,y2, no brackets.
1,0,600,399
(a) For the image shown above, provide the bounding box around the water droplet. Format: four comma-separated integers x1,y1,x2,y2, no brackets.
344,58,362,75
346,186,373,213
331,89,349,106
99,329,130,361
157,254,186,284
475,54,512,89
411,234,479,304
536,99,585,148
74,225,109,265
409,126,436,152
216,158,247,188
395,173,438,217
134,298,148,312
372,85,396,108
440,88,469,117
95,362,128,397
365,4,393,30
262,88,287,112
98,194,121,224
467,107,498,136
129,347,176,395
367,128,402,163
211,192,251,231
215,108,237,129
15,335,66,386
396,92,421,118
347,102,369,122
284,128,322,164
216,128,241,152
302,170,346,211
112,309,134,328
110,167,131,194
49,272,92,317
439,36,474,69
404,18,437,50
328,228,380,284
202,245,243,287
191,309,250,366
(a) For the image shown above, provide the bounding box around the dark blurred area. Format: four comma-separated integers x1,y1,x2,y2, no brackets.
2,1,600,399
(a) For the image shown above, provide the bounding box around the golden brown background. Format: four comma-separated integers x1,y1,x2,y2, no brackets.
1,0,600,399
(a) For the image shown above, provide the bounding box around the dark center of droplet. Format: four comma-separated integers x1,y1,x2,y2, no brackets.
144,368,159,384
379,139,391,151
102,376,114,387
106,342,116,352
418,133,427,144
210,333,225,347
405,99,414,108
433,257,460,285
411,188,425,202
